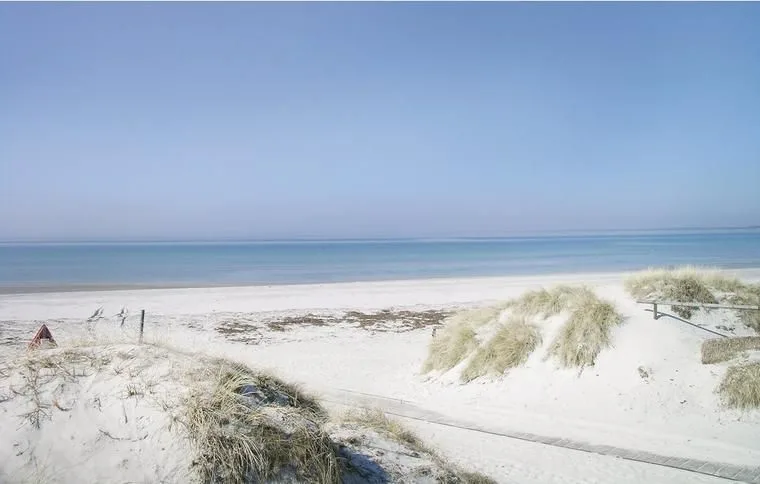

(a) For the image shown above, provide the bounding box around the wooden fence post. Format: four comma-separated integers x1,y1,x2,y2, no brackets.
140,310,145,343
652,303,658,320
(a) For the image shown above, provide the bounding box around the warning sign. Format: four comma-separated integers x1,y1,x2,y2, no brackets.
28,324,57,350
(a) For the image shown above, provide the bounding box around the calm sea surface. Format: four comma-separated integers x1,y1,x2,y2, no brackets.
1,231,760,291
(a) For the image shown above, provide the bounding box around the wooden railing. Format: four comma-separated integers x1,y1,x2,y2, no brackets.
636,300,760,320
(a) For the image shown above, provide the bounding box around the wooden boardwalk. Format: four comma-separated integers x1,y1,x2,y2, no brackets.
323,388,760,483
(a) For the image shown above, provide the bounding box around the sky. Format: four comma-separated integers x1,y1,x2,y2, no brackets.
1,3,759,241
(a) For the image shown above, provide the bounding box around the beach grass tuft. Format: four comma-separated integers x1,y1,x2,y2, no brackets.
548,294,624,368
461,319,542,382
718,362,760,409
341,408,430,454
724,284,760,332
701,337,760,364
421,305,504,373
442,305,508,329
183,362,340,484
506,285,594,319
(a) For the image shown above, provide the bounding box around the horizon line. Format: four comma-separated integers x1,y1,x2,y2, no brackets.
1,225,759,245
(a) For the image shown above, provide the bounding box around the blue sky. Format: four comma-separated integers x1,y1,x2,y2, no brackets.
1,3,759,241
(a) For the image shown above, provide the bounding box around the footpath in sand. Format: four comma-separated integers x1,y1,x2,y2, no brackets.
322,388,760,483
2,269,760,483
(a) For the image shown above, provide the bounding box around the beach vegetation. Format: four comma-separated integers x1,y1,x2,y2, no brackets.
421,305,504,373
183,361,339,484
424,285,623,379
2,338,501,483
340,408,498,484
625,267,760,325
506,285,594,318
442,304,508,329
718,362,760,409
701,337,760,364
724,285,760,332
461,319,541,382
341,408,429,454
548,295,624,368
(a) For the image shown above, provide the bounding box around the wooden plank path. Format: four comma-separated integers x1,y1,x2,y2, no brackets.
322,388,760,483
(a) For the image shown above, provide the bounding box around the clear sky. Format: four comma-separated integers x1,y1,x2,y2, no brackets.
2,3,759,241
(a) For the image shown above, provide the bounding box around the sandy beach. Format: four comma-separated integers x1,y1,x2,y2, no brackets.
5,1,760,481
2,269,760,483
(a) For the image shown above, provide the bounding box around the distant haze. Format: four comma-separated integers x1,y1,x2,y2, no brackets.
1,3,759,241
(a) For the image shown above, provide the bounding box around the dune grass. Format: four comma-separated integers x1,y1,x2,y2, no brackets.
548,294,624,368
625,266,743,298
342,409,497,484
442,305,508,329
718,362,760,409
460,319,542,382
422,323,477,373
183,362,340,484
701,337,760,364
625,267,720,318
625,267,760,324
424,285,623,379
241,366,325,419
421,305,505,373
341,408,430,454
506,285,595,319
725,284,760,332
507,286,624,369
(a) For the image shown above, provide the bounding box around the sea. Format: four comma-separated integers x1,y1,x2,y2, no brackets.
1,230,759,292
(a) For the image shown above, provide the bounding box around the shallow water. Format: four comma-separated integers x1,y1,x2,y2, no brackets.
1,230,759,290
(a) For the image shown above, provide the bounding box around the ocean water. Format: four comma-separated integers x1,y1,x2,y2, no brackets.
1,231,760,291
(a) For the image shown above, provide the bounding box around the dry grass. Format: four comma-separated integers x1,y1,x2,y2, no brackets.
420,304,511,375
183,361,340,484
624,267,719,318
507,286,594,318
443,305,507,329
19,343,337,481
624,267,760,323
6,342,495,482
341,409,497,484
11,348,116,429
548,294,623,368
244,367,325,420
702,337,760,364
460,319,542,382
718,362,760,409
424,286,623,377
625,266,743,298
725,285,760,332
341,408,430,454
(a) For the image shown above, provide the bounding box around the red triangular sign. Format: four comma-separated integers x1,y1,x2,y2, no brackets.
28,324,57,350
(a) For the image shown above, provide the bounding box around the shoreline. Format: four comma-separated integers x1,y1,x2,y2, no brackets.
3,266,760,296
2,268,760,323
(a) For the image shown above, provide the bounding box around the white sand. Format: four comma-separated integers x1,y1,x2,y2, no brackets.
2,269,760,483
